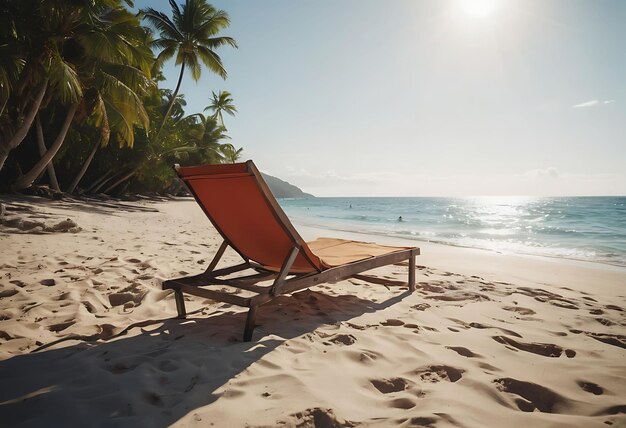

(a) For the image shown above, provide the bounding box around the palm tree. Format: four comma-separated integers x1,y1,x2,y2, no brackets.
205,90,236,127
11,0,152,191
96,89,188,194
0,0,83,172
147,113,228,166
220,143,243,163
141,0,237,142
187,114,230,163
63,9,156,193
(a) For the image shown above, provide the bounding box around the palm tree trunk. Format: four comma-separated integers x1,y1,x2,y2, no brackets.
66,135,104,194
67,106,110,194
85,170,114,194
102,167,138,194
154,61,185,143
12,103,77,191
35,115,60,191
0,78,48,172
0,97,7,118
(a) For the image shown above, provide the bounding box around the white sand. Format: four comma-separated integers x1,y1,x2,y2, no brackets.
0,197,624,427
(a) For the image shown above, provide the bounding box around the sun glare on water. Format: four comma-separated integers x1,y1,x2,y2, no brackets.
459,0,499,18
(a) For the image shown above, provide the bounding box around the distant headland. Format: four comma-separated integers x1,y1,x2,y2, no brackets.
262,173,314,199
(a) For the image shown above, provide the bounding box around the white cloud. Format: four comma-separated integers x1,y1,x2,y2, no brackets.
572,99,616,108
572,100,599,108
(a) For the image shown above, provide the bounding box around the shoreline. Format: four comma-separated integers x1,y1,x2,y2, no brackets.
295,220,626,272
295,222,626,298
294,219,626,271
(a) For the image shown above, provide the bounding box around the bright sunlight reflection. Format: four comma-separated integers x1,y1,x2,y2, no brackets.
459,0,499,18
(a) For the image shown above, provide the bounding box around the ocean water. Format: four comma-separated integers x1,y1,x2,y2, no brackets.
278,196,626,267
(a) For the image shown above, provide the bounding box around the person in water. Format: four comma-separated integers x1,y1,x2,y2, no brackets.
398,216,403,222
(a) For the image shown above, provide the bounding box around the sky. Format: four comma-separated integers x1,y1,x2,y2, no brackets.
134,0,626,196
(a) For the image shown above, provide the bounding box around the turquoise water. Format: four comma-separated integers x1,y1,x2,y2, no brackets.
278,196,626,267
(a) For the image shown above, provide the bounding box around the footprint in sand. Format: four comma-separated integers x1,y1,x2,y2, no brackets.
449,319,522,338
108,292,136,307
407,416,437,427
492,335,565,358
577,380,604,395
285,408,355,428
0,330,16,340
0,289,19,298
415,365,464,383
595,318,616,326
381,319,404,327
516,287,579,310
82,301,97,313
478,362,501,372
48,320,76,332
425,291,490,302
370,377,411,393
419,284,445,293
594,405,626,416
327,334,357,346
495,377,567,413
569,330,626,350
502,306,536,316
446,346,482,358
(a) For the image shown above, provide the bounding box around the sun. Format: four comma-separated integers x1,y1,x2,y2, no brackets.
459,0,499,18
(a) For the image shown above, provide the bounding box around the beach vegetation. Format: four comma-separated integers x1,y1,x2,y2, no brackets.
0,0,241,197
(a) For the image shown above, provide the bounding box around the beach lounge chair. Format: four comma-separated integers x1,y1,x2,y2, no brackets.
162,161,420,341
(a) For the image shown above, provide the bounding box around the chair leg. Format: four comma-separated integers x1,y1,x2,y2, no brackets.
408,254,416,292
174,289,187,319
243,305,258,342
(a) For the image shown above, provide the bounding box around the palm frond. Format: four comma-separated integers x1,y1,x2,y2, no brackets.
184,54,202,81
47,54,83,104
140,7,183,41
195,45,227,79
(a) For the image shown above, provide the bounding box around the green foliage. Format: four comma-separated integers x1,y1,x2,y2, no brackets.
205,90,237,127
0,0,243,195
142,0,237,80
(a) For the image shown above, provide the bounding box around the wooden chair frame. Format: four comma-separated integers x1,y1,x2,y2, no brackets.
162,161,419,341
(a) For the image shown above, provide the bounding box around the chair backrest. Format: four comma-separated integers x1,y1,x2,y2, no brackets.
175,160,324,273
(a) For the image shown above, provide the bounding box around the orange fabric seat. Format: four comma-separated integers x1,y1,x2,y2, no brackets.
176,162,410,273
